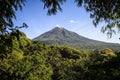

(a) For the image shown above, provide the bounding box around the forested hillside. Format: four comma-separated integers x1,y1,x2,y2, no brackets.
34,27,120,51
0,31,120,80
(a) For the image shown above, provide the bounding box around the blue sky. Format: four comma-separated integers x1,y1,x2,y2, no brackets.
14,0,120,43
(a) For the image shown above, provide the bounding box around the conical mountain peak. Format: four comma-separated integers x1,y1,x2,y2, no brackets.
56,24,63,29
33,27,120,50
34,27,80,41
51,27,63,31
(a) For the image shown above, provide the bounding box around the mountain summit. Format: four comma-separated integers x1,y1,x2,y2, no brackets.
33,27,120,50
34,27,90,42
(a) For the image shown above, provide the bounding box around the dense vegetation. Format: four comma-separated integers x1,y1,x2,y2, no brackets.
1,0,120,80
0,31,120,80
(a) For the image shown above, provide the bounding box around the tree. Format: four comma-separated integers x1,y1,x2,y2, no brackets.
1,0,120,37
0,0,27,34
79,0,120,38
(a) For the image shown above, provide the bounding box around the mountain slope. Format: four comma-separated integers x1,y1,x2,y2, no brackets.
33,27,120,51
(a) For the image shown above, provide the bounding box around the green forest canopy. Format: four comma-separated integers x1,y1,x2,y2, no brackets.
0,33,120,79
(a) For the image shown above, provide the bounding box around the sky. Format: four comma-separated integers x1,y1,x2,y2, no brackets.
14,0,120,43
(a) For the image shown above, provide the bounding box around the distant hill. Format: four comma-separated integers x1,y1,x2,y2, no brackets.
33,27,120,51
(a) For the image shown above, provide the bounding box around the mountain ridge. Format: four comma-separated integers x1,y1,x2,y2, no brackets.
33,27,120,51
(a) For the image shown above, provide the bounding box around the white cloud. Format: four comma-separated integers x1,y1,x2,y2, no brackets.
56,24,61,27
69,20,76,23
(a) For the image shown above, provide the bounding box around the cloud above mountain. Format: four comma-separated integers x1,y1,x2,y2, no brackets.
69,20,76,23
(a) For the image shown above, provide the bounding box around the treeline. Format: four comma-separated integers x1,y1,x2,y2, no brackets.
0,31,120,80
40,39,120,51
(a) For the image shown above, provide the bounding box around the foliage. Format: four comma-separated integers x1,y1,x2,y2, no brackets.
41,0,66,15
0,30,30,56
0,36,53,80
86,49,120,80
81,0,120,37
0,0,27,34
0,34,120,80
